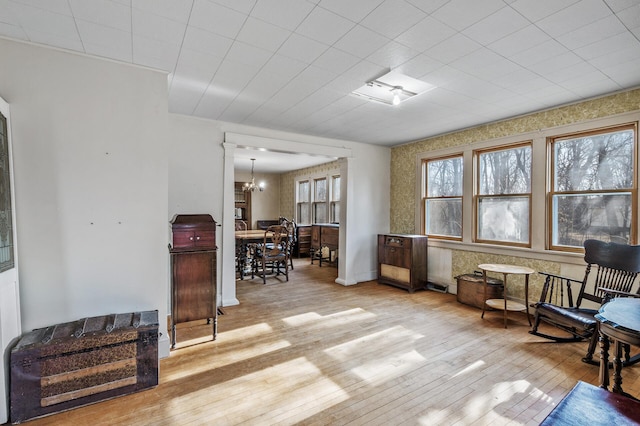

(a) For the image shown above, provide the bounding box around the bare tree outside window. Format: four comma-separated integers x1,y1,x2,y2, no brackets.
424,156,462,238
476,143,532,246
297,180,310,224
550,125,636,249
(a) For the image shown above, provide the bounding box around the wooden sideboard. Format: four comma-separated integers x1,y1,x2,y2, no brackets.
378,234,428,293
169,214,217,348
296,225,311,257
311,223,339,266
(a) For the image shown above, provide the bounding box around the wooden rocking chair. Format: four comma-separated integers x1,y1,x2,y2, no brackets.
530,239,640,364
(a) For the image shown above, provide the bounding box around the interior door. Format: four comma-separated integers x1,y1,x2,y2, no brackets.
0,96,20,424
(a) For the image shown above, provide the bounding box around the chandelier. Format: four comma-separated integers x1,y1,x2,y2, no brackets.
243,158,264,192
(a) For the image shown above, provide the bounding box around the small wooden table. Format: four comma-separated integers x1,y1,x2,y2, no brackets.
479,263,534,328
595,297,640,395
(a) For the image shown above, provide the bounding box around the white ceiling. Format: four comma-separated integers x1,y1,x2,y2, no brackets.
1,0,639,171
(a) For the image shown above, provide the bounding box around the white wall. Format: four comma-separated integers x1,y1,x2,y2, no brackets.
0,39,170,355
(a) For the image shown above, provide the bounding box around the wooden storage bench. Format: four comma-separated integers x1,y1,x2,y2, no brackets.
10,310,158,424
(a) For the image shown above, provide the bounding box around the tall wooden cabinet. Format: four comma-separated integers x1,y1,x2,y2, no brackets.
169,214,217,348
378,234,428,293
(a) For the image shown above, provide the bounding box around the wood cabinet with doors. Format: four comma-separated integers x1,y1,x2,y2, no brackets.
296,225,311,257
169,214,217,348
378,234,428,293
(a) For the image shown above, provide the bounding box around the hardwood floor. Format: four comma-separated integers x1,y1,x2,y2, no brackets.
17,258,640,425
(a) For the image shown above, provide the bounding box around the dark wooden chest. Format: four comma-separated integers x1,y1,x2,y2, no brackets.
10,310,158,424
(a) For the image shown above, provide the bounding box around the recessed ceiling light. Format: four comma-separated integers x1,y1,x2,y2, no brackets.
351,70,436,106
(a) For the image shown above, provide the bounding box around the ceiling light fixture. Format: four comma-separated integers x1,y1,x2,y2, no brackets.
243,158,265,192
351,70,436,106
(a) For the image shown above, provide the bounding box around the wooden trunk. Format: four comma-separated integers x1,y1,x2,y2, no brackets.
456,272,504,309
10,311,158,424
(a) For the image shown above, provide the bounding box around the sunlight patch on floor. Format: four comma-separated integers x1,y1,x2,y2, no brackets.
220,322,274,341
324,325,424,362
350,349,426,385
462,379,532,422
452,360,486,378
282,307,376,328
162,339,292,381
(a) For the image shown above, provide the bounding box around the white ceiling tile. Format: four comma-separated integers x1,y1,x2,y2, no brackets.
313,47,360,74
462,6,530,46
193,85,234,118
333,25,389,59
556,14,627,50
509,0,580,22
262,53,307,80
225,41,273,68
598,57,640,86
9,2,79,40
209,0,257,15
405,0,450,14
295,7,354,45
535,0,612,38
615,2,640,29
132,34,181,71
395,54,444,80
189,0,246,39
317,0,384,22
526,51,583,75
235,17,290,52
366,41,419,69
240,70,289,101
132,9,186,44
431,0,505,31
211,59,259,93
487,25,549,57
9,0,72,15
450,48,522,80
173,48,223,85
603,0,639,12
23,27,83,51
396,16,457,52
181,26,233,56
69,0,130,31
250,0,315,31
276,33,328,64
424,33,482,64
575,31,640,60
509,39,569,67
76,20,131,58
359,0,427,39
0,22,27,40
132,0,193,24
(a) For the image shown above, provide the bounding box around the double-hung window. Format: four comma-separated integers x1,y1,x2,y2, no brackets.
330,175,340,223
475,142,532,246
549,124,637,251
313,177,327,223
297,180,310,225
423,155,463,239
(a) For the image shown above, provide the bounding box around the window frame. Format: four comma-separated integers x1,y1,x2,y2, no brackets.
547,123,638,252
474,141,533,248
296,179,311,225
330,174,340,224
422,154,463,240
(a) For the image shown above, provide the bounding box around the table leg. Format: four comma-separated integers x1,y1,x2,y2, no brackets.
612,340,624,394
481,270,488,319
502,273,508,329
524,274,531,326
599,331,610,390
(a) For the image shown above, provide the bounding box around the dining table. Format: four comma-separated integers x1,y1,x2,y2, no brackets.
235,229,289,280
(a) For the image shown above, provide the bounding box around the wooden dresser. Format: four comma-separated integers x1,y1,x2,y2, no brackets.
378,234,428,293
169,214,217,348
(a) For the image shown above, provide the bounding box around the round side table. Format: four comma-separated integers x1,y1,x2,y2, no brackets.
478,263,535,328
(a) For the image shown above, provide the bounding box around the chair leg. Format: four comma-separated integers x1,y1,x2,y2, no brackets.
582,330,600,364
